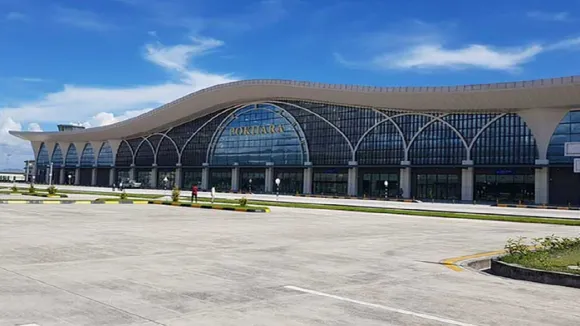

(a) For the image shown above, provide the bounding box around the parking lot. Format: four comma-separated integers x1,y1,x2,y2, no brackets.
1,204,579,325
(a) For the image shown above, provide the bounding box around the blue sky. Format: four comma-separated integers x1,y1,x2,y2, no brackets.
0,0,579,168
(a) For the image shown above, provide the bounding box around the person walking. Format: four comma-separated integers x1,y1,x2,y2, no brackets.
191,184,198,203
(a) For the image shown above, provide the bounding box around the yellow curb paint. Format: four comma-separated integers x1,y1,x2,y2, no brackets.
75,201,92,204
42,201,61,204
104,201,120,204
132,201,148,204
7,200,27,204
441,250,506,272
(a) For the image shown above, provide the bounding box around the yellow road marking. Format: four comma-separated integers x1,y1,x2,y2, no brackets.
75,201,92,204
440,250,506,272
103,201,119,204
42,201,61,204
132,201,148,204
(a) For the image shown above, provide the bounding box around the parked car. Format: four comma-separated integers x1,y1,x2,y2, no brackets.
120,178,142,189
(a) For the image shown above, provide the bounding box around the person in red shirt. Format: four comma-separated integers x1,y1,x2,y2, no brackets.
191,184,198,203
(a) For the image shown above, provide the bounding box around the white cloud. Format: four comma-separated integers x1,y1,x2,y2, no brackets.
527,11,571,22
377,44,543,71
5,11,27,21
0,35,238,169
144,37,224,72
27,123,42,132
53,6,113,31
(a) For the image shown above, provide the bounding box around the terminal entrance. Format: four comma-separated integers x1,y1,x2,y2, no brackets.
210,169,231,192
359,169,400,198
474,168,534,203
412,169,461,201
313,168,348,195
240,169,265,193
274,169,303,194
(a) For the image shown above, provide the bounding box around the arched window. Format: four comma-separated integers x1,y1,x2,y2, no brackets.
471,114,537,165
80,144,95,167
209,104,308,166
356,121,404,165
115,141,134,167
51,144,64,168
134,140,155,166
407,120,466,165
547,110,580,164
97,142,114,167
64,144,78,168
157,137,179,167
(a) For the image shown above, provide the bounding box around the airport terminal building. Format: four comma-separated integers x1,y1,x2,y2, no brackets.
10,77,580,205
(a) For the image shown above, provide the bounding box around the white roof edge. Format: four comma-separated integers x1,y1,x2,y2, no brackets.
10,76,580,142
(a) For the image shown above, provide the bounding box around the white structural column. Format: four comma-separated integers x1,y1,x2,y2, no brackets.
150,165,158,189
109,167,116,186
201,163,210,190
265,163,274,193
518,108,570,160
303,162,313,195
535,159,550,205
59,169,65,185
175,165,183,189
231,163,240,192
461,160,474,202
91,167,98,186
347,161,358,197
129,165,136,181
74,167,80,185
399,161,412,199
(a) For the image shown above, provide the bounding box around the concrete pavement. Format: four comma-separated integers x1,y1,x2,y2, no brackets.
0,204,579,325
4,182,580,219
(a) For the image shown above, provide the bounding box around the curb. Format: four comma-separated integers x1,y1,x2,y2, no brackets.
441,250,506,272
294,194,418,203
490,259,580,288
148,200,270,213
0,200,149,204
495,203,580,210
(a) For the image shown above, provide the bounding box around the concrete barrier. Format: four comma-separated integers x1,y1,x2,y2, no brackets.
491,259,580,288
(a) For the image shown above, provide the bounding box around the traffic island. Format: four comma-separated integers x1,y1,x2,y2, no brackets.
148,200,270,213
491,259,580,288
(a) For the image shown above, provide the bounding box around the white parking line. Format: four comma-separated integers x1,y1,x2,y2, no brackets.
284,286,479,326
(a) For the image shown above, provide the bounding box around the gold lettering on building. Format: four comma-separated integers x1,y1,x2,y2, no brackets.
229,124,286,136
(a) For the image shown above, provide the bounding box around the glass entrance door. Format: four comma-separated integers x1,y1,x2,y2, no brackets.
414,173,460,200
241,169,265,193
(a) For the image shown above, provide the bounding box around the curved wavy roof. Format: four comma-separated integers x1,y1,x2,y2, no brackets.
10,76,580,142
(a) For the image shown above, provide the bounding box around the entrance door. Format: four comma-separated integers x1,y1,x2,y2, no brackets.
241,169,265,193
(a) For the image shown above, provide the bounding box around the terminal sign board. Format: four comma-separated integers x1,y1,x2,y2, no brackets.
230,124,285,136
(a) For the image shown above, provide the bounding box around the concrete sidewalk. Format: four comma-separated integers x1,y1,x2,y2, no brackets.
3,182,580,219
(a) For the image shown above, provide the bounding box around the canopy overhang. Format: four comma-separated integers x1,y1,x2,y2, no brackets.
10,77,580,142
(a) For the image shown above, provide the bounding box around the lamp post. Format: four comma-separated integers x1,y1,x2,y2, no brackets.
384,180,389,201
248,178,252,194
68,174,72,185
48,162,53,186
163,176,169,190
275,178,281,201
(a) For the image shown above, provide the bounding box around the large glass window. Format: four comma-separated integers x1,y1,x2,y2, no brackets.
36,143,50,183
134,140,155,167
547,110,580,164
136,169,151,188
313,168,348,195
472,114,537,165
52,144,64,168
80,144,95,167
183,169,202,190
157,169,175,189
210,104,307,166
475,169,534,203
116,169,130,182
115,141,133,167
97,143,114,167
274,169,303,194
64,144,78,168
360,170,399,198
209,169,231,192
157,137,179,167
413,171,461,200
408,120,466,165
240,169,265,193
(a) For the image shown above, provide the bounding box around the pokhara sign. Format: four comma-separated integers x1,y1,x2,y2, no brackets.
229,124,285,136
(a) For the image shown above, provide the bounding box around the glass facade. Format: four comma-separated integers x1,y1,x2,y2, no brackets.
64,144,78,168
36,143,49,183
210,104,307,166
52,144,63,168
97,143,114,167
158,169,175,189
37,101,580,204
80,144,95,168
547,110,580,164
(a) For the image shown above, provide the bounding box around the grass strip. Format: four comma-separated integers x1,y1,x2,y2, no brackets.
502,245,580,275
13,187,163,199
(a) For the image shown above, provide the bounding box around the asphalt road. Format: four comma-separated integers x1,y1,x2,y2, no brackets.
0,204,579,325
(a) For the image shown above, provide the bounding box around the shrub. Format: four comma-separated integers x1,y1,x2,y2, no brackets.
28,184,36,194
10,185,18,193
238,197,248,207
47,185,57,195
505,237,530,257
120,191,128,200
171,186,180,202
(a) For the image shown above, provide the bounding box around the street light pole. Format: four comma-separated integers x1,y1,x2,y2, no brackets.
384,180,389,201
275,178,281,201
48,162,53,186
249,178,252,194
